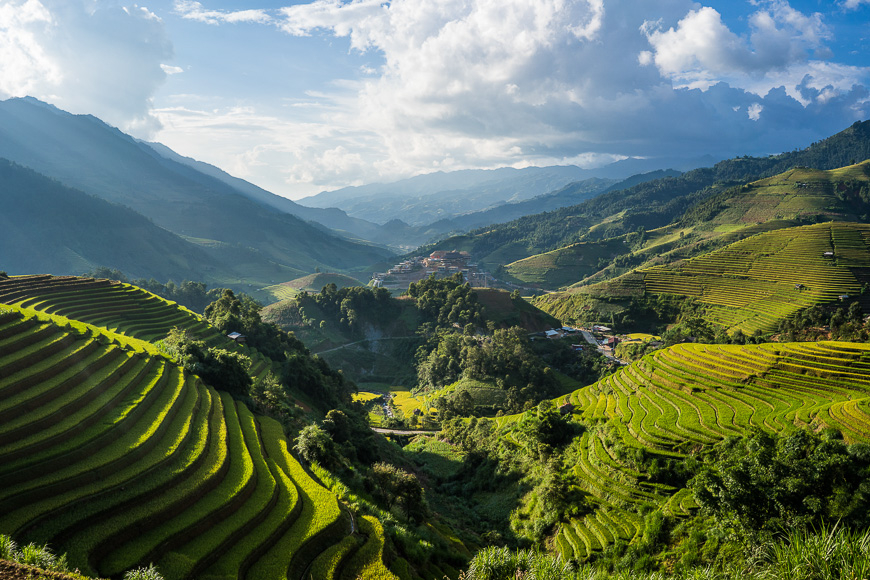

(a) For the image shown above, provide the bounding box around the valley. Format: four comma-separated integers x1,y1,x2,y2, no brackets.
3,109,870,580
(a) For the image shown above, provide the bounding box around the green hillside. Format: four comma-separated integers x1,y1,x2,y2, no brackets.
500,161,870,292
426,120,870,275
535,222,870,334
258,273,364,304
452,339,870,563
0,278,399,580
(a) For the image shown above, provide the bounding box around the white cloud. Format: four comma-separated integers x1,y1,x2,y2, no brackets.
0,0,172,137
173,1,272,25
842,0,870,9
0,0,61,97
159,0,870,197
747,102,763,120
161,64,184,75
637,0,866,104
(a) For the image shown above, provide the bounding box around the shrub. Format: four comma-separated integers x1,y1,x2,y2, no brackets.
124,563,165,580
16,542,69,572
0,534,16,560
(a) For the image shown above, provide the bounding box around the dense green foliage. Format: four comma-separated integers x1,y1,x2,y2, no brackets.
460,524,870,580
162,327,253,396
408,273,485,329
294,283,398,335
419,328,561,415
692,429,870,534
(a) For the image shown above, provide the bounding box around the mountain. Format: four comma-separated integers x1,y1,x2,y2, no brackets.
0,159,244,281
143,141,424,249
426,119,870,272
298,158,711,226
0,97,394,285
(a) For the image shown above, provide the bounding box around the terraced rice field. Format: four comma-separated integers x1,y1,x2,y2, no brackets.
0,280,399,580
639,222,870,333
517,340,870,562
0,275,274,378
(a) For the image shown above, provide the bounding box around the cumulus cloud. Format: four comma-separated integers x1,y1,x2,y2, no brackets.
842,0,870,9
0,0,172,136
638,0,867,104
160,0,870,197
173,0,272,25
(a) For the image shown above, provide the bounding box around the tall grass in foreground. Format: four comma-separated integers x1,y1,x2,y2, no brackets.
762,525,870,580
0,533,165,580
460,526,870,580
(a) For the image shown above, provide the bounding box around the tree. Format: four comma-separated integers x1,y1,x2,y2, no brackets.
371,462,427,522
691,428,870,535
161,328,252,396
294,424,337,468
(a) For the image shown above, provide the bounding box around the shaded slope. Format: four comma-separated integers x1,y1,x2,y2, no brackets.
0,97,393,280
0,160,223,282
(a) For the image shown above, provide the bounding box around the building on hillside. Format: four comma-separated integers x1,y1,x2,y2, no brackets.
227,332,246,344
559,402,574,415
823,251,834,258
545,329,560,339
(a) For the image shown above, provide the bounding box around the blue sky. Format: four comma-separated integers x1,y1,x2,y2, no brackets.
1,0,869,199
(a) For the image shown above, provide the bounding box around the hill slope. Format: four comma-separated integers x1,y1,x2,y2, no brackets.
534,221,870,334
0,277,396,580
0,160,239,283
429,120,870,271
506,161,870,291
472,339,870,562
0,97,392,284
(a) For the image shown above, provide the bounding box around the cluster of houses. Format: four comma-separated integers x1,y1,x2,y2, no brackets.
372,250,487,290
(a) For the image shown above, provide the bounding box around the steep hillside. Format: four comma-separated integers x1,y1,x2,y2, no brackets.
0,160,305,286
507,161,870,291
0,97,393,283
0,296,397,580
446,339,870,563
535,222,870,334
427,120,870,271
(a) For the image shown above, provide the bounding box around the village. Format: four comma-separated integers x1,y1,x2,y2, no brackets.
533,324,665,366
371,250,490,290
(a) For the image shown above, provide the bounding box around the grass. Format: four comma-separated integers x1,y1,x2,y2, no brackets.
0,276,398,580
500,338,870,561
340,516,399,580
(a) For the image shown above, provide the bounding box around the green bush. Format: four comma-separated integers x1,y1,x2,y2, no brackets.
16,542,69,572
0,534,16,560
124,563,164,580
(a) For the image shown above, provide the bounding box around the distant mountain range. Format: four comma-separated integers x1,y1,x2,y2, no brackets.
428,119,870,288
0,97,393,287
299,156,715,226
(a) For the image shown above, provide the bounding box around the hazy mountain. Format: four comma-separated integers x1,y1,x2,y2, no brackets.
0,159,233,281
0,97,393,282
426,119,870,270
298,157,714,226
143,141,422,248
